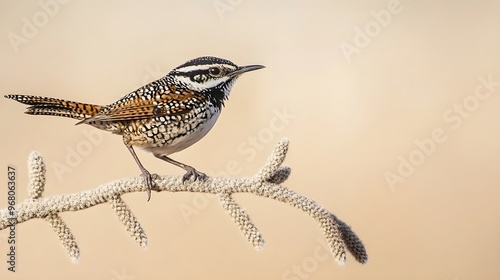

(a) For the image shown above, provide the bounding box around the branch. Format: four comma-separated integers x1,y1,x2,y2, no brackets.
0,138,368,265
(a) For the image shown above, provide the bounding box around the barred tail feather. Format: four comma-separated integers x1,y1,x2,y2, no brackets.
4,94,103,120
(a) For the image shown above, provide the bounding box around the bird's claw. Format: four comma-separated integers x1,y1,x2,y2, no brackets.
141,170,158,202
181,167,207,183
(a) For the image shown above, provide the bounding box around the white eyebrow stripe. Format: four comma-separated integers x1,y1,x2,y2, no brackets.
175,64,237,73
176,64,218,73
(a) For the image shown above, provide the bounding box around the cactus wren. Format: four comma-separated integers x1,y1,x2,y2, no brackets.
5,56,264,201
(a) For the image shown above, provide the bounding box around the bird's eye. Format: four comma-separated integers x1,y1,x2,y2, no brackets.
209,67,221,76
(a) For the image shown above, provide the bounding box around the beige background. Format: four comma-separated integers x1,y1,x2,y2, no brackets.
1,0,500,279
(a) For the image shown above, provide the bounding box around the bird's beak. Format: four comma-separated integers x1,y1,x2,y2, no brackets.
230,65,265,77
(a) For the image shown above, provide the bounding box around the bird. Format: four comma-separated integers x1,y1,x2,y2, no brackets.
5,56,265,201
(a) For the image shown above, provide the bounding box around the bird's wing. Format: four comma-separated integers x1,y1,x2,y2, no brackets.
79,89,204,123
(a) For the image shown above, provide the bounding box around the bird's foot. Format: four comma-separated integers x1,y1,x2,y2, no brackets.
181,167,207,183
141,170,159,202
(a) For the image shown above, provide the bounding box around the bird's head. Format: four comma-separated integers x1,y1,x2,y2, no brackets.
167,56,264,107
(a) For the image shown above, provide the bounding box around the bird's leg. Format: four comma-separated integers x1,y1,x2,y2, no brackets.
153,154,207,183
127,146,155,201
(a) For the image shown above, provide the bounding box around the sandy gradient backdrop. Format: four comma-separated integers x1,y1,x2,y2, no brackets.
1,0,500,279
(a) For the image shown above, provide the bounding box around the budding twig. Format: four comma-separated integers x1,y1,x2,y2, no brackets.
0,138,368,265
